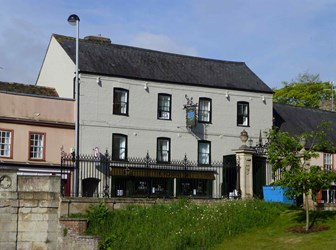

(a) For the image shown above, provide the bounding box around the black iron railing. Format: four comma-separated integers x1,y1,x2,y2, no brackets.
61,152,236,198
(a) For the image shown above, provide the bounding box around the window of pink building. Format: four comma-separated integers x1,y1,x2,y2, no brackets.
29,132,46,161
0,129,13,158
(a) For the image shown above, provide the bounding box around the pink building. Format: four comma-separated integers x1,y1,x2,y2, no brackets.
0,82,74,176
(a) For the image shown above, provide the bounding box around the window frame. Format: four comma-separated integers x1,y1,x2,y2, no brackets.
112,133,128,161
157,94,172,120
324,153,333,171
237,101,250,127
113,88,129,116
198,140,211,165
198,98,212,123
29,131,46,161
156,137,171,163
0,129,13,159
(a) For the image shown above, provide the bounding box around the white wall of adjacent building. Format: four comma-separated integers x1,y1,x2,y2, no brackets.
36,36,75,99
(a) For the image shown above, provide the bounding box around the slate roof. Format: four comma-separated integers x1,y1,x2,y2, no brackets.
0,81,59,97
273,103,336,143
53,34,273,94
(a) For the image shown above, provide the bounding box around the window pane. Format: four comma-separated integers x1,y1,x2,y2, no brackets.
158,94,171,119
114,89,128,115
237,102,249,126
199,99,211,122
30,133,44,159
324,153,332,171
198,141,210,164
0,130,11,157
113,134,127,160
157,138,170,162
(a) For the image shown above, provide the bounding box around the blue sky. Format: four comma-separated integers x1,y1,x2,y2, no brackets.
1,0,336,89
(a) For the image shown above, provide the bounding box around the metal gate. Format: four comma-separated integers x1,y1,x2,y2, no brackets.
222,155,238,198
253,155,266,198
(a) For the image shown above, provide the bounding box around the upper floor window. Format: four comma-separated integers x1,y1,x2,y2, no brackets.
112,134,127,161
0,129,13,158
198,98,212,123
157,137,170,162
113,88,129,115
237,101,249,126
158,94,171,120
198,140,211,165
324,153,333,171
29,132,45,161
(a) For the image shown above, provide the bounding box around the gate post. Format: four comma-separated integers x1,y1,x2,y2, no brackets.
233,130,255,198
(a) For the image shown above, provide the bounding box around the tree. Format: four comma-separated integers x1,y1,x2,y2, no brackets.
267,123,336,231
273,73,333,109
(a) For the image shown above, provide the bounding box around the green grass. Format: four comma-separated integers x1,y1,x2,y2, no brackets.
84,199,285,250
82,200,336,250
214,209,336,250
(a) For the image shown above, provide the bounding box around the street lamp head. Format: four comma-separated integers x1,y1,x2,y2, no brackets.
67,14,80,25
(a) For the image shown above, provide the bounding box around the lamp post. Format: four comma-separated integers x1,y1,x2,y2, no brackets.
68,14,80,196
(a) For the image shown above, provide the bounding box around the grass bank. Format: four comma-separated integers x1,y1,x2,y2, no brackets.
83,199,285,250
214,208,336,250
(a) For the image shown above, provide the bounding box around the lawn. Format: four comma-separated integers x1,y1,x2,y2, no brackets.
214,208,336,250
81,200,336,250
84,199,285,249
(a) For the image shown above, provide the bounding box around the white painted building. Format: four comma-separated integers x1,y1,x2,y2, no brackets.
37,34,273,198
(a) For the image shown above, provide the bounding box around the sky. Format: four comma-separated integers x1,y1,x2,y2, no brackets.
1,0,336,89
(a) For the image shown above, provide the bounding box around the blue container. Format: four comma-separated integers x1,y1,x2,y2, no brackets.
263,186,294,205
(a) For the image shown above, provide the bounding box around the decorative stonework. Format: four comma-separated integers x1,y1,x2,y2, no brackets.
0,175,12,189
0,170,17,193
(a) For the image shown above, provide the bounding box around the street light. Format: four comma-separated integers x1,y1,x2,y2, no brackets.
68,14,80,196
248,130,269,155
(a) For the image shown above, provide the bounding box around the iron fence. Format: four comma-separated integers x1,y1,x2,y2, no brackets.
61,152,238,198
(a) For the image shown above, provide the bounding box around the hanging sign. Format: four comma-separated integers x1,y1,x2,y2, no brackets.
183,95,198,128
186,107,196,128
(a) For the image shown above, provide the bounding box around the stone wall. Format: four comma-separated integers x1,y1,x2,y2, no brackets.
0,170,59,250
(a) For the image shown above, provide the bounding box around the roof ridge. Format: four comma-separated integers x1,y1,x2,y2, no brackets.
274,102,335,114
